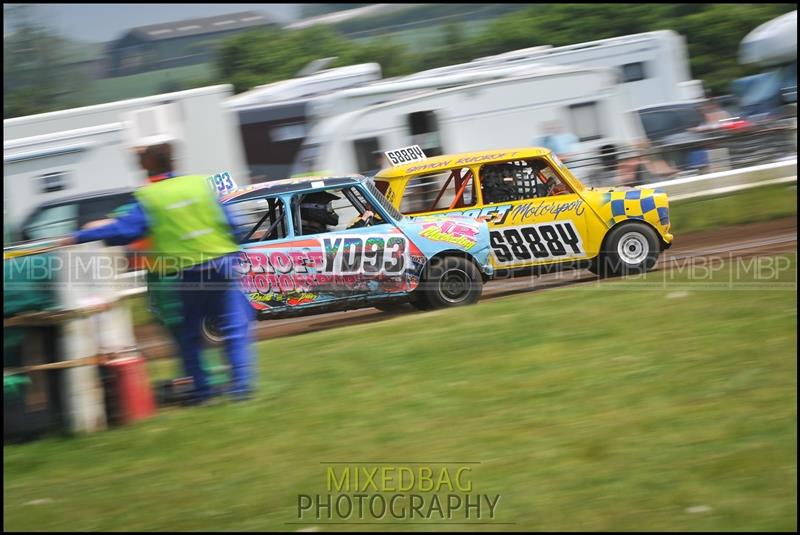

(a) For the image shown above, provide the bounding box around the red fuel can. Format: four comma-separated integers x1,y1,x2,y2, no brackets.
102,355,156,425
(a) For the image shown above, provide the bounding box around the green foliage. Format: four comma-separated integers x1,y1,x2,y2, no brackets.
217,28,346,92
85,63,217,104
4,4,796,116
457,3,796,95
3,26,88,118
216,26,412,91
219,4,795,98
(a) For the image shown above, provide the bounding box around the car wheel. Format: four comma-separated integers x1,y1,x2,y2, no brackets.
201,315,225,346
420,256,483,309
591,222,660,277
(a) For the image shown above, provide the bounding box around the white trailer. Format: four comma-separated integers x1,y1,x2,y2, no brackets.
403,30,705,109
3,85,249,237
225,63,383,182
221,31,703,182
292,65,645,179
229,61,587,181
736,10,797,117
225,62,382,109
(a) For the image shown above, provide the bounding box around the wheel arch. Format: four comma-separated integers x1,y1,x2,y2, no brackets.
600,219,666,254
426,249,489,282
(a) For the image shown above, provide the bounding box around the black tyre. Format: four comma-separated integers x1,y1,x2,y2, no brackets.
201,315,225,347
415,256,483,310
590,222,660,277
408,287,433,311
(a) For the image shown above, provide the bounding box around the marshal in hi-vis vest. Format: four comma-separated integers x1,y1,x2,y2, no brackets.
135,175,239,274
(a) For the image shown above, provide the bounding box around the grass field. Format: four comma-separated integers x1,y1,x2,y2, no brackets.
4,254,796,531
669,183,797,235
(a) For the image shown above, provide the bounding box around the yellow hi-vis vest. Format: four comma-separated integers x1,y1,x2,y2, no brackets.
134,175,239,274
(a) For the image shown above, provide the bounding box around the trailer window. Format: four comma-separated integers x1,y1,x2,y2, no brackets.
621,62,647,83
38,171,69,193
480,159,573,204
354,137,382,175
400,168,476,214
408,110,443,157
228,197,288,244
569,102,603,142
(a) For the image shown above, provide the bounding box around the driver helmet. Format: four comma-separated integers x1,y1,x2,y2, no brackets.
300,191,340,230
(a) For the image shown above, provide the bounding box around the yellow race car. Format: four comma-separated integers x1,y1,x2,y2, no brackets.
373,147,673,276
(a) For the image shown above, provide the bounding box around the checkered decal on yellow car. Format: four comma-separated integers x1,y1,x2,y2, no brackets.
598,190,670,228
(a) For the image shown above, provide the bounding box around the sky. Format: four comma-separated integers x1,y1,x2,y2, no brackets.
4,3,301,43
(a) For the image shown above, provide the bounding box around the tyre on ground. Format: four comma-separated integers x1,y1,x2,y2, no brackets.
589,222,661,277
410,256,483,310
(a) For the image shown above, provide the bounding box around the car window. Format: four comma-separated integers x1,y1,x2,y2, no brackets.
81,193,136,225
640,105,706,140
677,107,704,129
292,186,389,236
227,197,288,244
24,204,79,240
640,111,678,139
480,158,573,204
399,167,476,214
363,180,404,222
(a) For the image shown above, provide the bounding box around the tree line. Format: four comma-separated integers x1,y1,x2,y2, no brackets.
217,3,795,96
4,4,794,118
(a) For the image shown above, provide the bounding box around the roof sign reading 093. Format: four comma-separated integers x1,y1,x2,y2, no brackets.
385,145,427,166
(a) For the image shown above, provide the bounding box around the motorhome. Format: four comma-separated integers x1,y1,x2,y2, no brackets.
227,61,567,182
3,85,248,240
401,31,705,109
226,63,382,181
231,31,703,181
736,10,797,118
292,65,645,180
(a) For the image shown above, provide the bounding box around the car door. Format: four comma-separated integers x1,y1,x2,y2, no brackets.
21,203,79,241
476,157,591,270
79,192,136,228
283,186,413,304
228,194,317,313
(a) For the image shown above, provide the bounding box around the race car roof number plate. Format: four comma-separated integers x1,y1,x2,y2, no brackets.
208,171,237,197
385,145,427,166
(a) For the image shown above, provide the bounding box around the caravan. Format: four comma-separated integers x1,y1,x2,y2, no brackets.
410,30,705,109
226,63,383,182
292,65,646,181
3,85,248,240
227,30,704,183
227,61,565,182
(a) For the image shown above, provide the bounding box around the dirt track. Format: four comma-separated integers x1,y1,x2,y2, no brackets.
135,216,797,359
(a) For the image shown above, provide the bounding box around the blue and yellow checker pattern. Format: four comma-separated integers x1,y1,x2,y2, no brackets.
597,188,671,231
